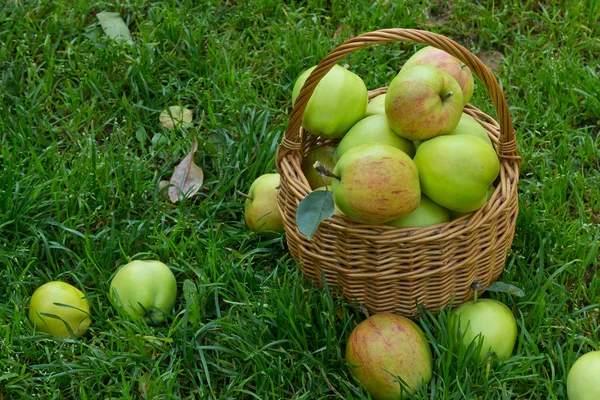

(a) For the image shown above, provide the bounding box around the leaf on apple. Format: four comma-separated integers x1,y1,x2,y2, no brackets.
96,12,134,45
296,190,335,240
485,281,525,297
159,139,204,203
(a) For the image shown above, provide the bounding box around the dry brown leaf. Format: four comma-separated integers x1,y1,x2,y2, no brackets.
333,24,355,40
478,50,505,72
161,139,204,203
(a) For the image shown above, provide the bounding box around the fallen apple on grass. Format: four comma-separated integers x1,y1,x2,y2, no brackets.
28,281,91,339
401,46,475,105
385,64,464,141
292,64,368,138
241,173,284,235
345,313,433,400
567,350,600,400
451,298,518,361
109,260,178,324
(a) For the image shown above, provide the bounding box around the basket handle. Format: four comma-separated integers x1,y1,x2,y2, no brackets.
276,28,518,163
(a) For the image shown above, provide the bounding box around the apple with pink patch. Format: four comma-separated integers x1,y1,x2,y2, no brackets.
385,64,464,141
345,313,433,400
401,46,475,105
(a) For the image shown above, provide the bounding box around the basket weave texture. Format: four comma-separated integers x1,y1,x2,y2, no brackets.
275,29,521,318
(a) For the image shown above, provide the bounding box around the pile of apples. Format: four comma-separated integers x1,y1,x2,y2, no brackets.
295,46,500,228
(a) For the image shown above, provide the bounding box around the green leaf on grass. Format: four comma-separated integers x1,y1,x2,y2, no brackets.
486,281,525,297
96,12,134,45
296,190,334,240
183,279,201,324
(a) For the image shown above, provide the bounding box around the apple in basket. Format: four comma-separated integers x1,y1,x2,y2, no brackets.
292,64,368,139
385,64,464,141
365,93,386,116
332,142,420,225
386,195,451,228
346,313,433,400
401,45,475,105
334,114,415,162
302,146,337,190
449,112,493,145
414,134,499,213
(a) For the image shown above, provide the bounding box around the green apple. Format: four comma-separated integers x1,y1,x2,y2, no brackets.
334,114,415,162
567,351,600,400
365,93,386,116
109,260,178,324
450,185,496,219
346,313,433,400
402,46,474,105
386,64,464,141
449,113,492,145
386,195,451,228
28,281,91,338
244,173,284,234
451,298,517,361
292,64,368,138
414,134,500,213
302,146,337,190
333,143,420,225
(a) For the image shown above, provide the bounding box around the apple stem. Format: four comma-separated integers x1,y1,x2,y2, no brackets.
236,190,253,201
472,280,483,303
440,91,454,101
313,161,341,181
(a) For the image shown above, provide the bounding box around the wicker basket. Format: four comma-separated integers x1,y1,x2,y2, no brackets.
275,28,521,318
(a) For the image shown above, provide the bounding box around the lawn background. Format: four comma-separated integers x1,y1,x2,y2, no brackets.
1,0,599,399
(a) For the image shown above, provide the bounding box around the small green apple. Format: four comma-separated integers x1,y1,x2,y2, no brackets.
109,260,178,324
451,298,517,361
346,313,433,400
28,281,91,338
567,351,600,400
334,114,415,162
449,113,492,145
414,134,500,213
386,195,451,228
333,143,420,225
244,173,284,234
292,64,368,138
386,64,464,141
302,146,337,190
402,46,474,105
365,93,386,116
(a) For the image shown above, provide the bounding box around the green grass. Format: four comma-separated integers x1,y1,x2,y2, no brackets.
1,0,599,398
